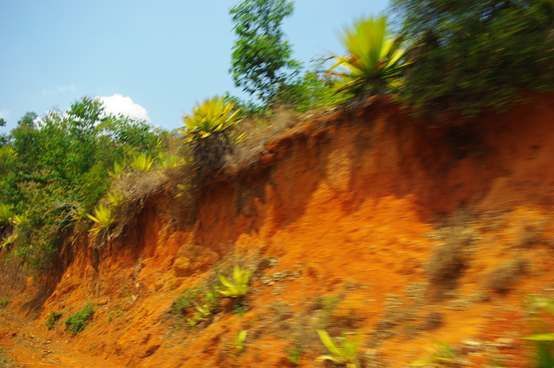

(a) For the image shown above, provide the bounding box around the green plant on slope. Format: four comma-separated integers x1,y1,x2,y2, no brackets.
0,298,9,309
525,296,554,368
65,303,94,335
129,152,154,172
46,311,63,330
235,330,248,353
187,290,220,327
0,204,13,225
183,97,240,140
183,97,241,176
411,342,459,367
217,265,252,299
328,16,406,96
316,329,360,368
87,204,115,239
392,0,554,116
525,333,554,368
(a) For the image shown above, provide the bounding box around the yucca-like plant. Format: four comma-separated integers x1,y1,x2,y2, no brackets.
329,16,406,96
157,152,183,169
106,191,125,209
217,265,252,298
130,153,154,172
87,204,115,238
183,97,240,140
316,329,360,368
183,97,241,177
109,160,126,178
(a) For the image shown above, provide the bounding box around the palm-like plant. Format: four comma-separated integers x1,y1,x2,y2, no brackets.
183,97,240,141
316,329,360,368
217,265,252,298
329,16,406,96
87,204,115,238
130,153,154,172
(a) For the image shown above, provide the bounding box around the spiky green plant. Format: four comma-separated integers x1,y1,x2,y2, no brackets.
106,191,125,209
157,152,183,169
183,97,240,140
217,265,252,298
328,16,406,96
316,329,359,368
87,204,115,238
130,153,154,172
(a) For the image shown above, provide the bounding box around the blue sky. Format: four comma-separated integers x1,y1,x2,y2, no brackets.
0,0,389,130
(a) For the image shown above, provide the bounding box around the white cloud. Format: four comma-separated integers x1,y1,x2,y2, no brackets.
97,94,150,122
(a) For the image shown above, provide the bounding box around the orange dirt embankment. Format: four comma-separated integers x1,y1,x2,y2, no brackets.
1,96,554,367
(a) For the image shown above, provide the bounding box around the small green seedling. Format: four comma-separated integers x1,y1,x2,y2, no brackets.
46,311,63,330
235,330,248,353
316,329,359,368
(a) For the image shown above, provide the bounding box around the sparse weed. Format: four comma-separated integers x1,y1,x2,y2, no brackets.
0,298,9,309
411,342,459,367
65,303,94,335
46,311,63,330
316,329,360,368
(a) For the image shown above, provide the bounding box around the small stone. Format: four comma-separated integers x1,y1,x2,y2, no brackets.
493,337,514,348
461,339,483,354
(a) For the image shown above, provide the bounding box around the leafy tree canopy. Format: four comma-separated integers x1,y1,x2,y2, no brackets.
230,0,300,103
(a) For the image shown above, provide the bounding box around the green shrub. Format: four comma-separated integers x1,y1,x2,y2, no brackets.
276,71,351,112
46,311,63,330
65,303,94,335
0,97,164,269
392,0,554,117
328,16,406,97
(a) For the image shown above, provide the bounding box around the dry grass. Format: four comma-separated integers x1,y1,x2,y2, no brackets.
484,258,528,294
426,225,475,298
226,108,298,170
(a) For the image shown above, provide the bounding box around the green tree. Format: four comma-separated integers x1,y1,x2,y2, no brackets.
392,0,554,117
0,98,163,268
230,0,299,103
0,118,7,146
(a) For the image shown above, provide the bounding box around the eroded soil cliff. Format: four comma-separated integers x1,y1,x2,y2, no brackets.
1,97,554,367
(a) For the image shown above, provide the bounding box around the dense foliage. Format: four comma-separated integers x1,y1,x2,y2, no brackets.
230,0,299,103
0,98,163,268
392,0,554,116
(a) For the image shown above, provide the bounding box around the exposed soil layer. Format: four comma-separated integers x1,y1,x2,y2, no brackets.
1,96,554,367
